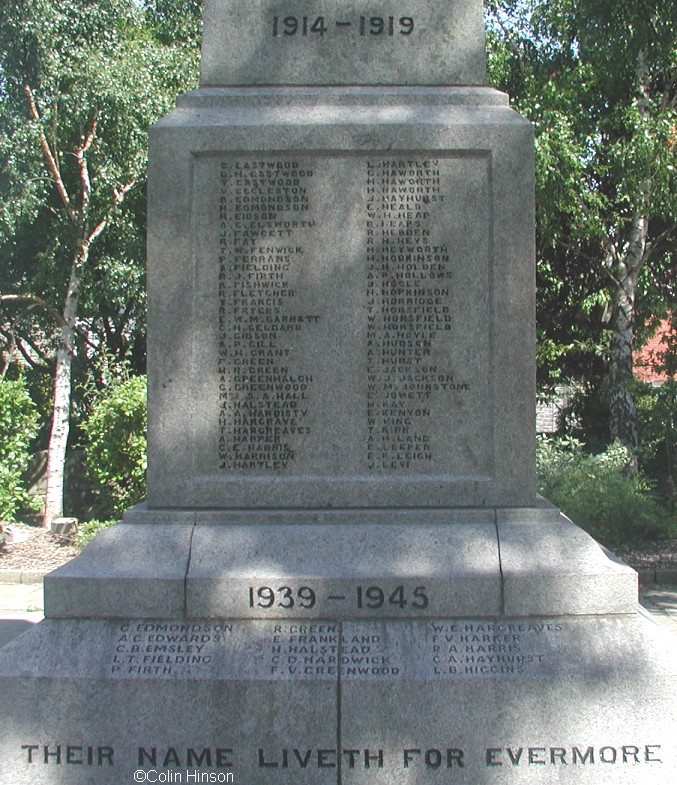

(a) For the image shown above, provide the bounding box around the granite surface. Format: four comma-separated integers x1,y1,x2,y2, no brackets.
200,0,487,86
43,510,638,620
0,613,675,783
3,5,673,783
146,87,536,512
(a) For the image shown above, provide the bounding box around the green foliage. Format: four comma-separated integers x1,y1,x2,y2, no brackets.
636,380,677,504
82,376,147,519
0,0,200,428
142,0,204,47
537,436,677,549
76,518,116,547
0,377,40,520
485,0,676,396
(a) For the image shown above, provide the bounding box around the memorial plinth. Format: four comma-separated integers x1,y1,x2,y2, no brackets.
1,1,675,782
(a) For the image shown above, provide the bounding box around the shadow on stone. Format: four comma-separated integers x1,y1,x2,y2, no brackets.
0,619,37,650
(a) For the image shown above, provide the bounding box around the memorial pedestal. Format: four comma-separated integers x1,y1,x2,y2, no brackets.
1,555,676,784
43,503,637,621
2,2,676,781
145,87,537,514
3,503,677,784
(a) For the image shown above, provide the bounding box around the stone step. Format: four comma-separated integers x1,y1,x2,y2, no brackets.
44,509,637,620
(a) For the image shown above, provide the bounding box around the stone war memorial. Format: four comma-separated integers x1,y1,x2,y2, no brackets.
1,0,676,782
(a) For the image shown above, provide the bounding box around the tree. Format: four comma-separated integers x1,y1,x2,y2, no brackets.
0,0,198,524
486,0,677,460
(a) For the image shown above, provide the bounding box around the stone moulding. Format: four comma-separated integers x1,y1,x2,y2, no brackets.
44,502,637,620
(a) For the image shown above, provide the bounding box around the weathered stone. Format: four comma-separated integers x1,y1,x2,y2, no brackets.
186,521,502,619
44,509,637,620
1,615,675,783
200,0,486,87
1,0,675,782
498,513,639,616
44,524,191,619
146,86,536,512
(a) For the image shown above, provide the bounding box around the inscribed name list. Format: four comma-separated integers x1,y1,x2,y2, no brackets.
193,153,492,485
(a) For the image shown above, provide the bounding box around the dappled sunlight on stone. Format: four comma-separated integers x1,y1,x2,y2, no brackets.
1,0,676,781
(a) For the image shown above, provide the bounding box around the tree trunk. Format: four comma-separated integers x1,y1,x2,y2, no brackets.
42,264,80,527
607,49,652,469
608,211,647,462
24,87,127,526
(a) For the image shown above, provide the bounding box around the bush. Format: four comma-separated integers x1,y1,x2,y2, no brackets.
537,436,677,549
0,377,40,520
635,380,676,507
76,518,116,547
82,376,147,519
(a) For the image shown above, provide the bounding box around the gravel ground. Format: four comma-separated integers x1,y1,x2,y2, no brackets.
2,520,677,575
0,521,81,572
616,539,677,570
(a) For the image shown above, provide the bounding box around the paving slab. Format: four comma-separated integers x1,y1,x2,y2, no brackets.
0,582,44,613
0,581,44,649
639,587,677,637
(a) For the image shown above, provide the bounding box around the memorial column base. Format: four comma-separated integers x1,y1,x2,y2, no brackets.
0,512,675,784
40,501,637,620
2,504,676,783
